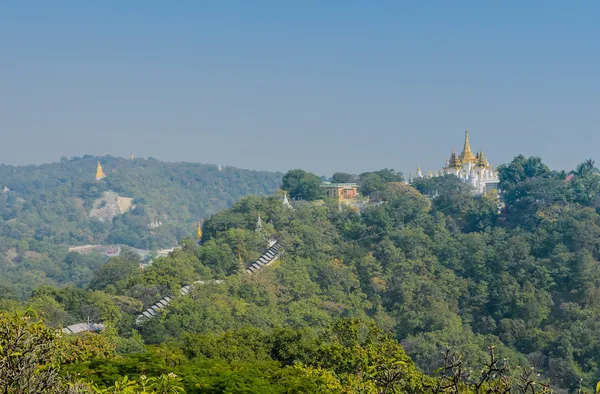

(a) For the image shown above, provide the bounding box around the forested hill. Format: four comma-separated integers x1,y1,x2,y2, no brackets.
0,156,282,246
7,155,599,392
0,155,282,295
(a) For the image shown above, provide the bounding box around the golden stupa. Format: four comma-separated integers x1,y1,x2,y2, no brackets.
458,129,476,165
96,162,106,181
195,220,202,241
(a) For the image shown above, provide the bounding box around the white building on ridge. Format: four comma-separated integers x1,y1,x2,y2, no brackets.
410,130,500,195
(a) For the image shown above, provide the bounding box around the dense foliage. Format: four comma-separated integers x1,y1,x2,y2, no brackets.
0,311,568,393
0,156,281,298
281,169,323,201
328,169,405,198
2,156,600,392
358,169,404,198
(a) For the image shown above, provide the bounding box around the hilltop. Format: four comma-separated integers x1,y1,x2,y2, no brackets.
0,155,282,295
4,154,600,392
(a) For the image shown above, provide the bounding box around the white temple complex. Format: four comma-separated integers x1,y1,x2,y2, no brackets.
410,130,500,195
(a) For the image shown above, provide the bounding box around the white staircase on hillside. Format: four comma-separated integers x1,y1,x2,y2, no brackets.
135,280,223,324
134,239,284,325
244,240,283,274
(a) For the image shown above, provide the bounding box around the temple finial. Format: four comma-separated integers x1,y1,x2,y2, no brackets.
463,129,472,153
460,129,475,164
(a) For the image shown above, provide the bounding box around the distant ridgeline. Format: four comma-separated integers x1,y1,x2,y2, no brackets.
0,155,283,252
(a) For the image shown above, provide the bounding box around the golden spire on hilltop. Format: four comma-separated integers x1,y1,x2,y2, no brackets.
460,129,476,164
195,220,202,241
131,153,134,160
96,162,106,181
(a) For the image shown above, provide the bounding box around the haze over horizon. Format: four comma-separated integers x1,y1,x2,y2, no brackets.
1,2,599,176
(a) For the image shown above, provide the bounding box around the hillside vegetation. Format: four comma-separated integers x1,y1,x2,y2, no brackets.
2,155,600,392
0,155,282,296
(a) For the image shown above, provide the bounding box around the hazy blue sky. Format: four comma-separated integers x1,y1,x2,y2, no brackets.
1,1,599,176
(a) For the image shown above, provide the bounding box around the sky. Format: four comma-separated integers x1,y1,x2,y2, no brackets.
1,1,599,176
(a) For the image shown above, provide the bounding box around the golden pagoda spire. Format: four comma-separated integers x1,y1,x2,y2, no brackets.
131,152,134,160
95,162,106,181
195,220,202,241
460,129,476,164
464,129,471,151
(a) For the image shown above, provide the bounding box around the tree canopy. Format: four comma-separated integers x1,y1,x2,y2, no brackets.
281,169,323,200
0,156,282,297
1,155,600,392
358,169,404,197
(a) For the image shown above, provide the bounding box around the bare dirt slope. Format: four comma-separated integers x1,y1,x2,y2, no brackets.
90,191,134,221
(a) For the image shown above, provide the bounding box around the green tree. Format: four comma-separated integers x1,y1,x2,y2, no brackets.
282,169,323,200
571,158,598,177
359,169,404,198
0,310,89,393
359,173,386,198
497,155,552,189
331,172,356,183
89,254,141,291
